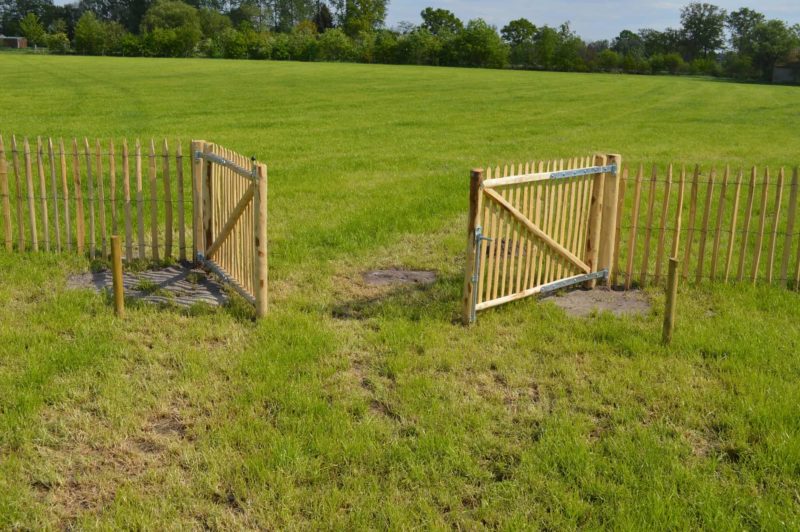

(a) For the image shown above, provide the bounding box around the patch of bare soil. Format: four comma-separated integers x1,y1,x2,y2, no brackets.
546,287,651,318
362,269,437,286
66,265,228,307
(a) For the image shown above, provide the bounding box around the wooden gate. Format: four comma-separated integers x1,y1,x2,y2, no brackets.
462,154,621,324
192,141,268,317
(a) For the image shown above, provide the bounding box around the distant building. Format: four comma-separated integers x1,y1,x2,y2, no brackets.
0,36,28,49
773,49,800,84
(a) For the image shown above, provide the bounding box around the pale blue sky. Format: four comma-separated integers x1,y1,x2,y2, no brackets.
386,1,800,41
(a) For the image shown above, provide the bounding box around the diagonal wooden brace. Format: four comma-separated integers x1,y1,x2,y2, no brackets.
205,182,255,260
483,187,591,274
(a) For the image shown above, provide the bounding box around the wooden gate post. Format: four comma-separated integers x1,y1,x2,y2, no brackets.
254,163,268,318
584,155,607,288
598,154,622,285
462,168,484,325
190,140,205,261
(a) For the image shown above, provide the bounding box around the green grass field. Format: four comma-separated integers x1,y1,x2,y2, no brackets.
1,54,799,528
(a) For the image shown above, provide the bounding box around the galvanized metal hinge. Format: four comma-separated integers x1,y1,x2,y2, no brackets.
470,226,493,324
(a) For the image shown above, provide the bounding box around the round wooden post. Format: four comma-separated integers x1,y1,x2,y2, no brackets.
662,257,679,345
111,235,125,318
462,169,483,325
254,163,268,318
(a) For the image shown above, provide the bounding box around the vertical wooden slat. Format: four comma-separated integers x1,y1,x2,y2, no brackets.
83,137,97,259
202,142,214,259
682,165,701,280
653,165,673,285
477,189,491,303
123,140,133,261
72,139,85,255
695,168,715,284
59,139,71,252
624,164,644,289
611,166,627,287
737,167,757,282
48,139,61,253
671,165,686,259
780,168,798,283
176,142,186,262
163,139,173,260
724,168,743,283
751,168,770,283
96,139,107,257
0,136,11,251
136,140,145,261
24,139,39,251
83,138,96,259
639,165,658,285
11,136,24,251
766,168,784,284
109,140,117,236
709,166,729,281
36,138,50,252
149,139,159,262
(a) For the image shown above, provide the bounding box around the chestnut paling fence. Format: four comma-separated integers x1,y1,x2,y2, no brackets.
0,135,268,316
463,154,800,323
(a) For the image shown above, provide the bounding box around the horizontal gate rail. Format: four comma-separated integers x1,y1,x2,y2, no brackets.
195,151,256,180
483,164,617,188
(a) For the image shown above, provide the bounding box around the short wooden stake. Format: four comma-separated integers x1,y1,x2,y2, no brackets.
662,257,679,345
111,235,124,318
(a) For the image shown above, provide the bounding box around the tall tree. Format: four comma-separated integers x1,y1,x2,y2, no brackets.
331,0,387,37
727,7,765,55
611,29,644,57
420,7,461,36
750,19,800,80
19,12,46,44
680,2,726,59
501,18,535,46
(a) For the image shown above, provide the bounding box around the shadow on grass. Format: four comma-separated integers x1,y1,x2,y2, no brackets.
331,274,463,324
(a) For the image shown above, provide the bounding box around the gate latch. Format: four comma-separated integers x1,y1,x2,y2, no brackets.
470,226,493,323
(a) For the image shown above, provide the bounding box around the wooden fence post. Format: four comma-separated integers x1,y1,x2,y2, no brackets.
0,136,11,251
462,168,484,324
662,257,679,345
111,235,124,318
254,163,268,318
202,142,214,256
598,154,622,285
584,155,606,288
190,140,202,261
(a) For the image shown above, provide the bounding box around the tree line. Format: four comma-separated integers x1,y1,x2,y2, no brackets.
3,0,799,81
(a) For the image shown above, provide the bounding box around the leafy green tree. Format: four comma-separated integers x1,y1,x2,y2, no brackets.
335,0,386,37
140,0,201,56
420,7,461,36
396,27,439,65
19,12,46,46
198,7,231,37
372,28,397,62
596,48,620,71
46,31,70,52
680,2,726,59
74,11,105,53
501,18,535,46
317,27,353,60
448,19,507,69
750,19,800,80
501,18,536,67
313,2,333,33
726,7,764,55
533,25,558,70
611,29,644,58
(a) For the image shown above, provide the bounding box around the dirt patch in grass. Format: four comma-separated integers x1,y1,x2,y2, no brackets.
66,265,228,308
362,269,437,286
546,287,651,318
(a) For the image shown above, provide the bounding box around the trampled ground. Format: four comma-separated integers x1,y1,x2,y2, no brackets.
1,54,799,528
